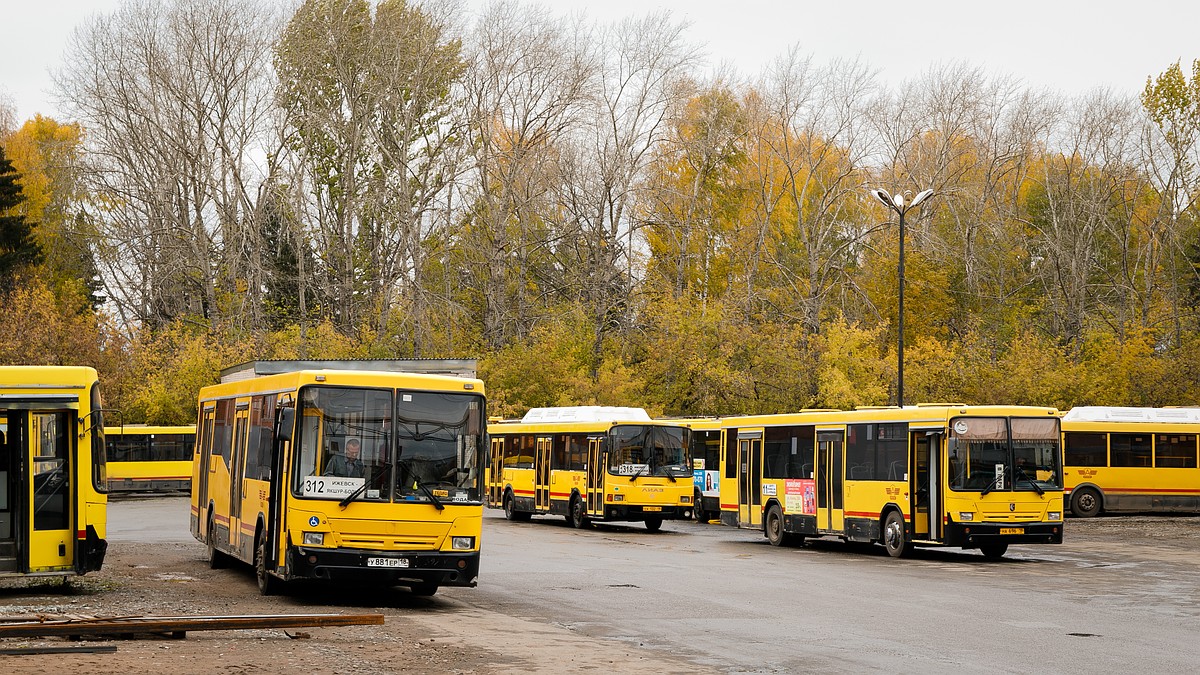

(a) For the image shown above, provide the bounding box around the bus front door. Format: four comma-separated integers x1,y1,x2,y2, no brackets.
586,438,604,517
816,430,844,533
535,437,551,512
195,404,215,541
737,433,762,528
0,409,14,572
19,411,74,572
911,431,930,539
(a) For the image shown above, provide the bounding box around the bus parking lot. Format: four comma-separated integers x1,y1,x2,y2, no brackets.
1,496,1198,673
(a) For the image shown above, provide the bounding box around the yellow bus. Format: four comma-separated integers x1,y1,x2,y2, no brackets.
487,407,694,531
191,362,487,596
720,405,1065,558
104,425,196,492
0,366,108,579
1061,406,1200,517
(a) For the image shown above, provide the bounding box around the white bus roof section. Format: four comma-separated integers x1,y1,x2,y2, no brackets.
1063,406,1200,423
521,406,652,423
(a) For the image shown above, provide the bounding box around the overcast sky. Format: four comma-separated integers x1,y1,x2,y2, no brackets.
3,0,1199,124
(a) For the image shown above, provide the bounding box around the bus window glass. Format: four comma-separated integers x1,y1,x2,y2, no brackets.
846,423,906,481
394,392,485,501
1064,432,1107,467
724,428,737,479
764,426,815,479
1011,418,1063,490
1154,434,1197,468
608,425,689,478
1110,433,1152,468
32,412,71,531
293,387,393,501
560,434,587,471
948,417,1008,491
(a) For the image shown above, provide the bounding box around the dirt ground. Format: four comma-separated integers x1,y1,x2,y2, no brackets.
0,539,706,674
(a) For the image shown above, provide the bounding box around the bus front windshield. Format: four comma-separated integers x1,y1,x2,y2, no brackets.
292,386,485,504
608,425,690,478
948,417,1063,493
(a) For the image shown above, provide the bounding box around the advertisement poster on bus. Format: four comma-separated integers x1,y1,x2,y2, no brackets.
785,479,815,515
693,459,718,498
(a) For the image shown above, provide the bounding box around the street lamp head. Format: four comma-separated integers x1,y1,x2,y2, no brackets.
870,188,894,209
892,193,905,209
909,188,934,209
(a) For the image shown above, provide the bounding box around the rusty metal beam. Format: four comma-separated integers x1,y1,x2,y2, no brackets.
0,613,385,639
1,645,119,655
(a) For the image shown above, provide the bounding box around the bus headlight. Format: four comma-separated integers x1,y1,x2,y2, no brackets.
958,512,975,522
1047,511,1062,521
612,494,624,502
303,532,324,546
680,496,691,504
452,536,475,550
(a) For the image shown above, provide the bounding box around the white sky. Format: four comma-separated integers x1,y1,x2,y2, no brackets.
3,0,1199,124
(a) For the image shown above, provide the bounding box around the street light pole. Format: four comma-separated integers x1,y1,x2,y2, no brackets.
869,187,934,408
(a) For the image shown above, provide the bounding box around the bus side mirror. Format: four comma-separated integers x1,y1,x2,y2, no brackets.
275,407,295,442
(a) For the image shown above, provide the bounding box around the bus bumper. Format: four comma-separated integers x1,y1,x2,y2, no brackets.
287,547,480,587
603,505,692,521
942,521,1063,548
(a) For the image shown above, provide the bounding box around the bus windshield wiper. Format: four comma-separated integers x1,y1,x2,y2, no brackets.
1014,466,1045,496
397,461,445,510
662,465,677,482
980,475,1002,496
339,464,391,508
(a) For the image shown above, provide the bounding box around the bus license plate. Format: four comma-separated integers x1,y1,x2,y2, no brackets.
643,506,662,512
999,527,1024,535
367,557,409,568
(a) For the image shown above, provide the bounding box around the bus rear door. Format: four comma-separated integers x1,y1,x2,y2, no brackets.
586,437,604,517
737,431,762,528
817,429,845,533
535,436,551,511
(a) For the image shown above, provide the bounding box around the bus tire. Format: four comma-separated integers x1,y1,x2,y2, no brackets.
255,531,282,596
1070,487,1102,518
570,494,590,529
207,512,225,570
979,543,1008,559
408,580,438,597
882,510,910,558
644,516,663,532
765,504,787,546
504,490,530,522
693,490,706,522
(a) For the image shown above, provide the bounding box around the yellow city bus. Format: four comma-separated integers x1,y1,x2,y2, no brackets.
487,407,694,531
720,405,1065,558
104,425,196,492
1061,406,1200,517
0,366,108,579
191,362,487,596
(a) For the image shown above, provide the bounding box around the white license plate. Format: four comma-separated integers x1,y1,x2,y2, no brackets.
367,557,409,568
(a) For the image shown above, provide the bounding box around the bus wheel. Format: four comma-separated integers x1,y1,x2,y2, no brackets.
882,510,910,558
693,491,706,522
504,490,530,522
979,543,1008,559
765,504,787,547
408,580,438,597
644,516,663,532
1070,487,1101,518
255,531,281,596
570,495,590,529
207,513,225,569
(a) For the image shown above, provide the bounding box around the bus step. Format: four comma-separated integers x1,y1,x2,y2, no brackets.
0,556,17,572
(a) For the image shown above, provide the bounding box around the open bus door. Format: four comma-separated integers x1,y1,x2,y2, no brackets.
0,410,75,573
910,429,943,541
586,437,604,517
737,432,762,528
535,437,551,511
816,430,844,533
195,404,216,541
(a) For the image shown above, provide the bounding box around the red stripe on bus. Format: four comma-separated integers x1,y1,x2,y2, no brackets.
77,530,86,539
214,514,230,525
512,489,535,496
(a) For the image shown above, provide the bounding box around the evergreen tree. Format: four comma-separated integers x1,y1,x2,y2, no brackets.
0,146,42,289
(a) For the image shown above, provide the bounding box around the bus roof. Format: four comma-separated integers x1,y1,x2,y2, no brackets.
521,406,651,423
219,359,477,383
1063,406,1200,423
